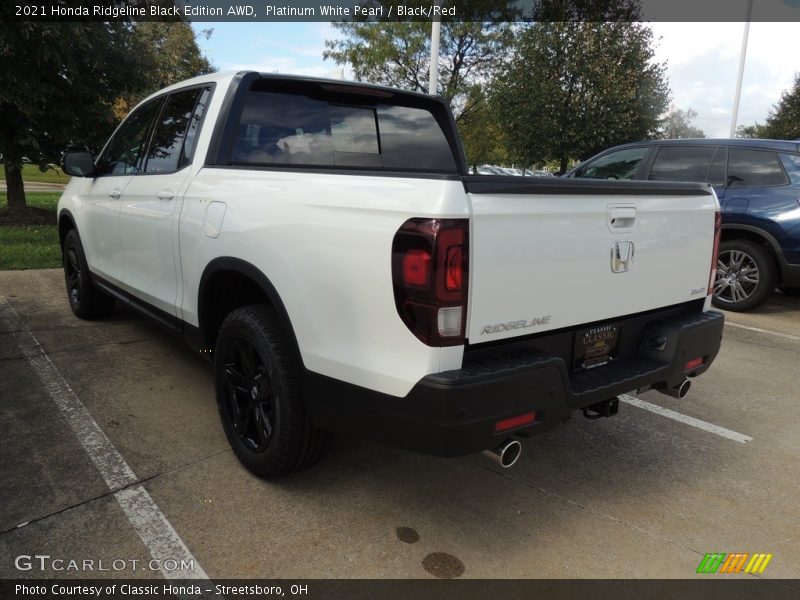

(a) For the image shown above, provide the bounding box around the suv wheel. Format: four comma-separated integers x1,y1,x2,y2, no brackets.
214,305,332,478
712,240,776,312
62,229,115,319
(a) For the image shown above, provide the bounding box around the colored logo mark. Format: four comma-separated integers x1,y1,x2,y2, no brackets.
696,553,773,574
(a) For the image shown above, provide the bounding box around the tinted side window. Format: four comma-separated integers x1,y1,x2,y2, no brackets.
96,100,161,176
144,88,205,174
230,91,457,173
648,146,716,182
779,153,800,185
180,87,211,168
728,149,787,187
576,147,648,180
707,147,727,186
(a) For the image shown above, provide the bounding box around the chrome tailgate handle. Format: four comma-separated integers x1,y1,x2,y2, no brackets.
608,205,636,232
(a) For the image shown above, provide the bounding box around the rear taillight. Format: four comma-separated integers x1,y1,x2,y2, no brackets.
708,211,721,296
392,218,469,346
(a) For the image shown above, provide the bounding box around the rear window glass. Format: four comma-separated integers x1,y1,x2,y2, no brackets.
728,148,787,187
575,147,648,180
648,146,717,182
230,91,457,173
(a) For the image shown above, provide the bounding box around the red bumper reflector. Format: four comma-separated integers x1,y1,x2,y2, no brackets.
494,412,536,433
685,357,704,371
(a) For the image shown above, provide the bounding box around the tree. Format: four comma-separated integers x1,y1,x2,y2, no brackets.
0,23,147,208
660,106,705,139
114,22,214,119
760,72,800,140
735,123,767,139
490,1,670,173
324,2,514,122
0,21,213,210
456,87,509,167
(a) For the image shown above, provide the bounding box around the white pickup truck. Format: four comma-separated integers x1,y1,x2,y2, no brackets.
58,71,724,477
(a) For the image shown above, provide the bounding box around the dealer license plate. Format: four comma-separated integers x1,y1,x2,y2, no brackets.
573,324,620,370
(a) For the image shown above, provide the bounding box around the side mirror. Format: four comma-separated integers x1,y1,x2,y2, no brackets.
62,151,96,177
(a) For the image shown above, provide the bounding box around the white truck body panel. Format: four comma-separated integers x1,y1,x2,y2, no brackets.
178,168,469,397
466,192,718,344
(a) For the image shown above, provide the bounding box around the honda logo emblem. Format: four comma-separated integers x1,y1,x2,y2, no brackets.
611,241,634,273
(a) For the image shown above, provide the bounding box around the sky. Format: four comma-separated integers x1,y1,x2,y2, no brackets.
191,21,797,138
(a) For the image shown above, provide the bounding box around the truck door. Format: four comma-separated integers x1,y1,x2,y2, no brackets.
119,87,210,316
80,98,162,285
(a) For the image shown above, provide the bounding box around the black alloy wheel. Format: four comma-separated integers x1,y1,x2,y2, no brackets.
213,304,332,478
222,336,276,453
62,229,115,319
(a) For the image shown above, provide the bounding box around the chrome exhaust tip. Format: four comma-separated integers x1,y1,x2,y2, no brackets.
657,378,691,400
483,439,522,468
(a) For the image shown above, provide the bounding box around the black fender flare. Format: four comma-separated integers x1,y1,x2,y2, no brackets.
196,257,302,365
57,208,78,248
720,224,790,276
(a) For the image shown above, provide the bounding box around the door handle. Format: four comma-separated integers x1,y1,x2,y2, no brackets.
108,189,121,200
607,205,636,231
156,190,175,201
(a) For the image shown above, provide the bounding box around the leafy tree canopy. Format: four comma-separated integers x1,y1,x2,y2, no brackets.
0,21,213,208
760,72,800,140
737,73,800,140
490,0,670,172
324,1,514,122
660,106,705,139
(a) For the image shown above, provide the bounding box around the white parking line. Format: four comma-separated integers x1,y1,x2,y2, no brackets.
0,297,209,582
619,394,753,444
725,321,800,342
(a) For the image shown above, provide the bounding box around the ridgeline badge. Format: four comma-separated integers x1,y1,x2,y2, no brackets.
481,316,551,335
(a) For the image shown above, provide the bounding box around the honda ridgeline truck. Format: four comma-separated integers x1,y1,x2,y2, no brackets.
58,72,724,477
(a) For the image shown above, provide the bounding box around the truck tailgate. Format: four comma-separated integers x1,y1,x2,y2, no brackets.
464,177,718,344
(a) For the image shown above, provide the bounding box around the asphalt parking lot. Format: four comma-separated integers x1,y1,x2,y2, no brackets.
1,269,798,585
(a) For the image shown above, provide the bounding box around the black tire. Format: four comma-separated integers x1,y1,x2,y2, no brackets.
711,239,777,312
778,286,800,297
214,304,332,478
62,229,115,319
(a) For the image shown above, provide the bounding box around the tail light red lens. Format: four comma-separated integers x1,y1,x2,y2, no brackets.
445,245,463,291
708,211,721,295
392,218,469,346
403,250,431,287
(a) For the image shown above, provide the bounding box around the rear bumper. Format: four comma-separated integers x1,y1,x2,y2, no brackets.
302,306,724,457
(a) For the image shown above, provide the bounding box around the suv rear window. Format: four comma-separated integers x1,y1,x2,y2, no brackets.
230,90,458,173
648,146,717,182
728,148,787,187
779,153,800,184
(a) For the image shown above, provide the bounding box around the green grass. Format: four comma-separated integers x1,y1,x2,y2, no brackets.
4,191,61,211
0,225,61,270
0,163,70,185
0,192,62,270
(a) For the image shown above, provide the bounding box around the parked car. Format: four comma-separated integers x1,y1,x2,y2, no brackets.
58,72,723,478
568,139,800,311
